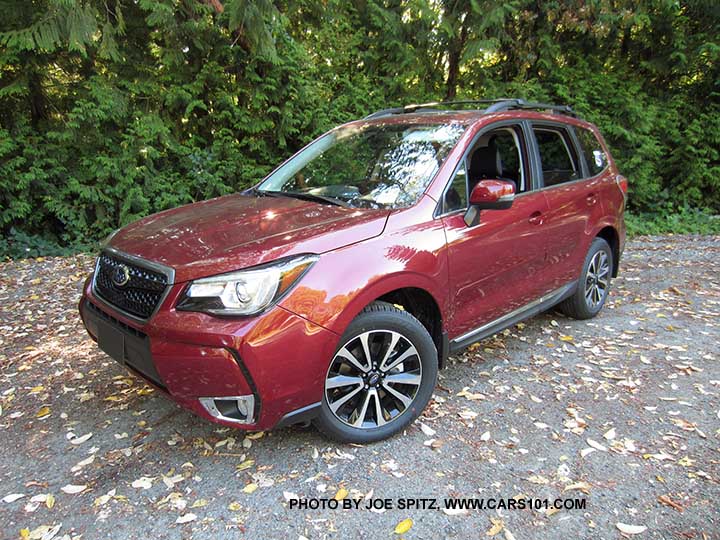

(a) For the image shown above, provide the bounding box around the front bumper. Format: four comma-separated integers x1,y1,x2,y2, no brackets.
79,276,338,430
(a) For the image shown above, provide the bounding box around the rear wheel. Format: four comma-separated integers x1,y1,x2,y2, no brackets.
558,237,613,320
315,301,438,443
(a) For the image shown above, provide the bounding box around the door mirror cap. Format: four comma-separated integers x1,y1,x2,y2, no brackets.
464,179,516,227
469,179,516,210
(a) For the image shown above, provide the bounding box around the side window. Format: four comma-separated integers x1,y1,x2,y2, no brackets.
443,160,468,213
533,127,580,187
576,128,608,176
466,126,527,194
491,130,525,192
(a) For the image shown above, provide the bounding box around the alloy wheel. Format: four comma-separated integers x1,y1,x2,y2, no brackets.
324,330,422,429
584,250,610,309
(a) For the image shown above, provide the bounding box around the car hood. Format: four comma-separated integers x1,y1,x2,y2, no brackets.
109,194,390,282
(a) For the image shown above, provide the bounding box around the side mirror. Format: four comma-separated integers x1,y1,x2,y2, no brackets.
464,179,516,227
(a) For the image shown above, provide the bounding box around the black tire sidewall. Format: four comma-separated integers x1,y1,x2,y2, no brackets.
576,238,613,318
315,305,438,443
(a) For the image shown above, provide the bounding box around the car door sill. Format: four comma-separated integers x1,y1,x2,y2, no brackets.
449,281,577,353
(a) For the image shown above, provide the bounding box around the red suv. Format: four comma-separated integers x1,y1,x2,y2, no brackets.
79,99,626,443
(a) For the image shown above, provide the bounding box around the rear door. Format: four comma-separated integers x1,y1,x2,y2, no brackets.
441,121,550,338
530,123,605,291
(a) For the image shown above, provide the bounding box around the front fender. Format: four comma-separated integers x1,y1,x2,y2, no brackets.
278,206,449,338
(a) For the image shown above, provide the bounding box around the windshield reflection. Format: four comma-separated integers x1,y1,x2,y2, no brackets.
258,122,466,209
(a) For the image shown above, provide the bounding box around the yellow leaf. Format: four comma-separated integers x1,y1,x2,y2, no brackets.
678,456,694,467
487,518,504,536
29,386,45,394
559,335,574,342
242,483,258,494
36,406,51,418
394,518,413,534
246,432,265,440
334,487,348,501
190,498,208,508
546,507,561,517
236,459,254,471
20,529,30,540
228,501,242,511
46,494,55,509
563,481,591,494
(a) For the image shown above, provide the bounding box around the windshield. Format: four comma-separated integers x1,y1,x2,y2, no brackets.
257,122,466,209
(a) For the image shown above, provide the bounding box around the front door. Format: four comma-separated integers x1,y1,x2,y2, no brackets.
440,123,550,339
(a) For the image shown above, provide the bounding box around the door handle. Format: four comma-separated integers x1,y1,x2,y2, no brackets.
586,193,598,206
528,211,543,225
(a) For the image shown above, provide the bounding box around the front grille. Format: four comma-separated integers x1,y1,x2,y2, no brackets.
94,253,169,319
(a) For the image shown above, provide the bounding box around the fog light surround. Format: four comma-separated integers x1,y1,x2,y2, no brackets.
199,395,255,424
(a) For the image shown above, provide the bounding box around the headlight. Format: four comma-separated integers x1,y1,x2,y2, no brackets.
176,254,318,316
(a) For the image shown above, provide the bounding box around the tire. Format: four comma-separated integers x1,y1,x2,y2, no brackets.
558,237,613,320
314,301,438,443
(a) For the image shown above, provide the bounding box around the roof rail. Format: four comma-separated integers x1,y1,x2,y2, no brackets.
364,99,512,119
484,98,576,117
364,98,576,119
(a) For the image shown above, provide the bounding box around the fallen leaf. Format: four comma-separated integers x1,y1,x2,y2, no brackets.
564,481,591,494
442,507,468,516
69,433,93,445
2,493,25,503
586,438,608,452
242,483,258,494
394,518,413,534
60,484,86,494
657,495,683,512
28,524,61,540
334,487,348,501
236,459,254,471
603,428,616,440
175,513,197,524
131,477,153,490
36,407,51,419
419,423,436,437
487,518,504,536
616,522,647,535
527,474,550,485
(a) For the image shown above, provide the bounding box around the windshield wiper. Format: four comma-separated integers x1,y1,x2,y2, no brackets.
261,190,352,208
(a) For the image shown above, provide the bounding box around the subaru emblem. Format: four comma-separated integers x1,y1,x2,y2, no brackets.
111,264,131,287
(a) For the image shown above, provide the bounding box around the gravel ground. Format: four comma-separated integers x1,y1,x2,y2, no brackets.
0,235,719,540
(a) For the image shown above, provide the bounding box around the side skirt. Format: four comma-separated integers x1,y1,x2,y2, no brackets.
449,281,577,354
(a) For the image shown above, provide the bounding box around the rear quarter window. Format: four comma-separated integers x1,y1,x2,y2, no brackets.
576,128,609,176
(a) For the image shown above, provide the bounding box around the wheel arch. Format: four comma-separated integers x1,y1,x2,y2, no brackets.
322,274,448,369
374,287,447,368
594,225,620,277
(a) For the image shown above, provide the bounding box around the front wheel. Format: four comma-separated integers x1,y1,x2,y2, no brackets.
314,302,438,443
558,237,613,320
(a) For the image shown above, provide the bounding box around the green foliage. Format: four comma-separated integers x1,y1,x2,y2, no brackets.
626,208,720,237
0,0,718,259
